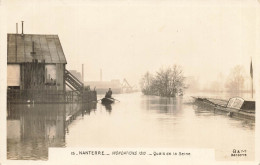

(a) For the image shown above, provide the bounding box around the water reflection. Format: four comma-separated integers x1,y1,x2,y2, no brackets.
7,102,96,160
7,93,255,161
192,102,255,129
192,104,217,116
7,104,66,160
104,104,112,113
142,95,183,115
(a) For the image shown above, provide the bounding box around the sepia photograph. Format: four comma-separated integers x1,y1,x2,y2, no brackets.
0,0,259,164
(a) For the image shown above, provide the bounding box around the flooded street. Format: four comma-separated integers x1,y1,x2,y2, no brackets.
7,92,255,161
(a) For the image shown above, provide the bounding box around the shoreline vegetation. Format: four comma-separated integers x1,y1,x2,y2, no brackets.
140,65,187,97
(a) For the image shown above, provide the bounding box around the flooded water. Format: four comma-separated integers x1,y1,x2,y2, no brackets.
7,92,255,161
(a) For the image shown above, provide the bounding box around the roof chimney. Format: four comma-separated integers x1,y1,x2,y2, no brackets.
21,21,24,36
16,23,18,34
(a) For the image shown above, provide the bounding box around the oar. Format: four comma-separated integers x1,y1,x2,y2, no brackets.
111,98,120,102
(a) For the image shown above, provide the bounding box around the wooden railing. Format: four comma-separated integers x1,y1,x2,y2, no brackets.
7,89,66,103
7,89,97,103
64,69,84,94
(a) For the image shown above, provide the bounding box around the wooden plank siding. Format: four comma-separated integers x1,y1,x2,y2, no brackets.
20,61,45,90
56,64,64,91
7,34,67,64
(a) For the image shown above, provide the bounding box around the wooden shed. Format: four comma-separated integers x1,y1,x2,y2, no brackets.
7,33,67,91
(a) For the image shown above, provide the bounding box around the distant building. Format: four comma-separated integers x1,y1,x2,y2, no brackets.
85,79,122,94
68,70,82,82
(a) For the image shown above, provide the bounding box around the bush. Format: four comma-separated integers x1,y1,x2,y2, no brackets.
140,65,186,97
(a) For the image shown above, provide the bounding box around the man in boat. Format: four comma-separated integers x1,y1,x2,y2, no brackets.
105,88,113,98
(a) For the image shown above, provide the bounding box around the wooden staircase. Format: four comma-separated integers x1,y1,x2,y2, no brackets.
65,69,84,95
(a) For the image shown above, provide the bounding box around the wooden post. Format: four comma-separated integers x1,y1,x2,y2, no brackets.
21,21,24,36
72,91,73,102
16,23,18,34
250,58,253,99
251,77,253,99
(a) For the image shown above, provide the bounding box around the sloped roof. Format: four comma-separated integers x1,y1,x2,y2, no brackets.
7,34,67,64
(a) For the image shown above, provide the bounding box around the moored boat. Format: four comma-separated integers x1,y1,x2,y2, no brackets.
192,96,255,120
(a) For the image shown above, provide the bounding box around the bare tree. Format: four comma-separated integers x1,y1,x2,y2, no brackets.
139,72,153,95
169,65,186,96
225,65,245,94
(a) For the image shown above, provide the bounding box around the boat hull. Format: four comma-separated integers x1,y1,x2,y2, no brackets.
193,97,255,121
101,98,114,104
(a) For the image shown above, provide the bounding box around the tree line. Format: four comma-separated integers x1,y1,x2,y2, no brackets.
140,65,186,97
203,65,250,94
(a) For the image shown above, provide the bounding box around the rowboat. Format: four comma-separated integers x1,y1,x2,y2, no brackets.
101,97,115,104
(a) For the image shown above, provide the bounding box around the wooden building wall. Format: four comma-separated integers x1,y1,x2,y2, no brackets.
20,61,45,90
56,64,65,91
14,62,65,91
7,64,20,87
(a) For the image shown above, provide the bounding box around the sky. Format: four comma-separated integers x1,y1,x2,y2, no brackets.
1,0,259,87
